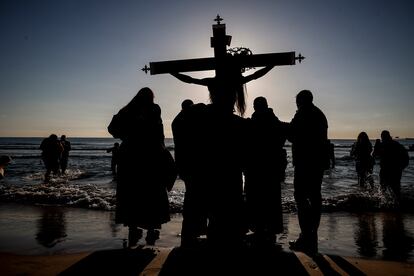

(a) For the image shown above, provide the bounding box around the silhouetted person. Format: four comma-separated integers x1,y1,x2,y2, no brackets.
59,135,71,174
106,142,120,176
40,134,63,182
170,65,277,247
372,138,382,160
172,99,210,247
378,130,409,201
328,139,335,169
173,79,252,247
108,87,176,247
0,156,11,180
350,132,374,188
288,90,329,256
245,96,288,247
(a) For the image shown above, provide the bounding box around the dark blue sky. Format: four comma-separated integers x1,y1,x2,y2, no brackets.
1,0,413,138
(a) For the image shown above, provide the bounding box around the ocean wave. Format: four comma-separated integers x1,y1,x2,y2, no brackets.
0,182,116,211
2,180,412,214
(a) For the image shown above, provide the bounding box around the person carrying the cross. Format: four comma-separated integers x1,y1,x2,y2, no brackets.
170,64,275,247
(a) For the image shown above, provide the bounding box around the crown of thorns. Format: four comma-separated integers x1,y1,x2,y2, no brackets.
227,47,255,73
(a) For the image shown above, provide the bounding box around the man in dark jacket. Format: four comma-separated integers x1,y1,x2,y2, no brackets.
288,90,329,256
378,130,409,201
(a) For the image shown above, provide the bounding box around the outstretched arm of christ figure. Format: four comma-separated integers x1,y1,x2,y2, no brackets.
242,65,275,84
170,72,210,86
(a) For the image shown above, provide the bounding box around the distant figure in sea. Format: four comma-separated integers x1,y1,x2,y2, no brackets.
350,132,374,188
245,96,288,247
40,134,64,182
106,142,120,176
372,138,382,160
59,135,71,174
328,139,335,169
0,155,12,180
172,99,209,247
108,87,177,247
288,90,329,256
377,130,409,201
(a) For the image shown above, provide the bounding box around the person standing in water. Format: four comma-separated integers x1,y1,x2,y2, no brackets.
377,130,409,201
59,135,71,174
40,134,63,182
350,132,374,188
107,142,120,176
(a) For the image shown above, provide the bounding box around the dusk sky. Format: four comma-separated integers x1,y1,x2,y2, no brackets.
1,0,413,139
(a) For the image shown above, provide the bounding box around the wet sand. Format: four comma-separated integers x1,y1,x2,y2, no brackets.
1,203,414,275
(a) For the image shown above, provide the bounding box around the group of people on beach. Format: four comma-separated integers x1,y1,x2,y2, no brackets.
107,64,332,256
350,130,409,200
39,134,71,182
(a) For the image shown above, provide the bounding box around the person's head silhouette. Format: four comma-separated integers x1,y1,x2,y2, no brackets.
253,96,268,112
122,87,155,114
181,99,194,111
296,90,313,108
381,130,392,142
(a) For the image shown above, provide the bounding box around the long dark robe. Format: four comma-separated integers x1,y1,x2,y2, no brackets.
108,104,175,229
245,108,287,234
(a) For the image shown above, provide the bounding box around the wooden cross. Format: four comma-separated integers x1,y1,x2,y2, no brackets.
142,15,304,75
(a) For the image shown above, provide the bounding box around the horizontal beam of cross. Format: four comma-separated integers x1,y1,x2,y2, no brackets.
149,52,296,75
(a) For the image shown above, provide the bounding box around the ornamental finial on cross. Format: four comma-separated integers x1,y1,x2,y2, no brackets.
214,14,223,24
296,53,305,63
142,65,150,74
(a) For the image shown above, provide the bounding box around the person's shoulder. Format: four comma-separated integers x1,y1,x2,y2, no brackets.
192,103,207,109
189,103,208,115
153,104,161,113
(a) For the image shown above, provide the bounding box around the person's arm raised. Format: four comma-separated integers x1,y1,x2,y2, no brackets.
242,65,275,84
170,73,209,86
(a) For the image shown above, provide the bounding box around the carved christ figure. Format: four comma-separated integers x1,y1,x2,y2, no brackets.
170,65,274,116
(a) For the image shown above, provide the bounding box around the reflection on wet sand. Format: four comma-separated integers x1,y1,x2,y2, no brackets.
381,212,414,261
36,207,67,248
353,212,414,261
355,213,378,257
1,203,414,260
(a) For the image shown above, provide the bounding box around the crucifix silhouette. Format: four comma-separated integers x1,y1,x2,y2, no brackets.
142,15,304,76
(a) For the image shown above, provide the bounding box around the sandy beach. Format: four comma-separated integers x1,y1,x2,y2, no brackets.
1,244,414,275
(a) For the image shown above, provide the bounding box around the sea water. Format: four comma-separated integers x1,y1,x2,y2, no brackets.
1,137,413,212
